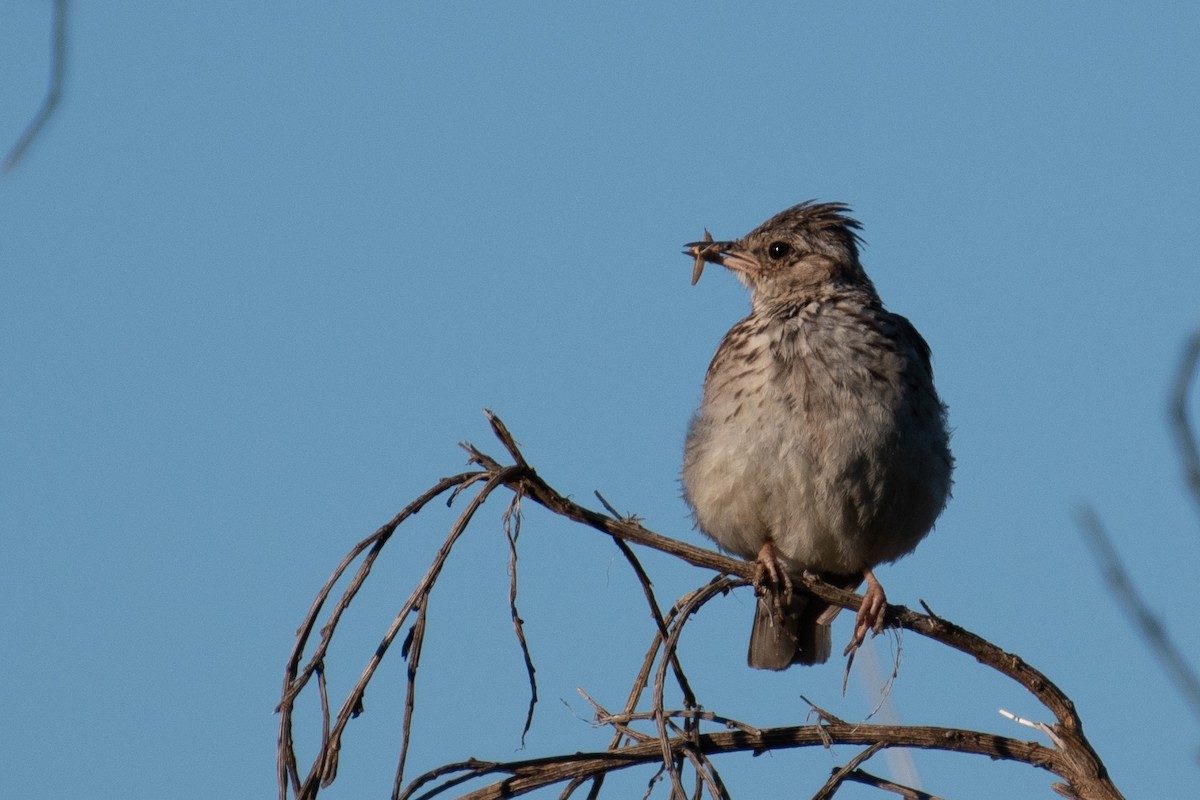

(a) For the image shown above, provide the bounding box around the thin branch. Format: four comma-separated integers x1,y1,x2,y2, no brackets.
607,536,700,711
1170,329,1200,524
391,602,428,798
842,769,942,800
864,630,903,721
999,708,1065,749
811,742,885,800
4,0,67,173
278,471,480,712
587,703,763,740
579,690,654,743
1076,505,1200,722
649,578,737,799
502,487,539,746
579,572,736,800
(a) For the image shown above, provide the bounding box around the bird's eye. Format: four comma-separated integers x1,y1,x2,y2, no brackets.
767,241,792,261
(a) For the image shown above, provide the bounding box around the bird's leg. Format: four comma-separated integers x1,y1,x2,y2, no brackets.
844,568,887,656
752,539,793,622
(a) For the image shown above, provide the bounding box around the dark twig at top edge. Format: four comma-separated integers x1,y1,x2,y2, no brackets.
4,0,67,173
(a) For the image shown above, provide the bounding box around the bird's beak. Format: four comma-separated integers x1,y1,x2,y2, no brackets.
682,232,755,286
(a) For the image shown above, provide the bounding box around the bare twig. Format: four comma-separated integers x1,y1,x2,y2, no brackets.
1170,329,1200,524
582,568,734,799
390,601,429,796
648,578,737,799
502,488,539,746
800,695,846,726
999,708,1065,749
811,742,885,800
585,701,763,740
842,769,942,800
608,534,700,712
4,0,67,172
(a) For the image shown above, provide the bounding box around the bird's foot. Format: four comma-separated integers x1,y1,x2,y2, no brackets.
843,568,887,657
752,540,793,617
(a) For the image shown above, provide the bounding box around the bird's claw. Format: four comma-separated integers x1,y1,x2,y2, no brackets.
752,540,793,622
843,568,887,656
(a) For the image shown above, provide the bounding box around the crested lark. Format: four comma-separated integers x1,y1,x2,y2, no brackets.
682,202,953,669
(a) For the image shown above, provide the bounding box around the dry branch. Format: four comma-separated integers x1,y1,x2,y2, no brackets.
277,411,1124,800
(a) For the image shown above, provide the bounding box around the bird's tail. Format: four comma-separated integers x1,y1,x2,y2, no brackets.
748,594,833,669
748,569,867,669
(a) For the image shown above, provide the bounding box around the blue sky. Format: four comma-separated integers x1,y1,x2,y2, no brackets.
3,3,1198,798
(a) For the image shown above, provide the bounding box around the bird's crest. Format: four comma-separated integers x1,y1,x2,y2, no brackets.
749,200,865,262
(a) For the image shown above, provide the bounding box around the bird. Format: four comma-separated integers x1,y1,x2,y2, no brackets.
681,201,953,669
